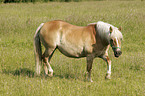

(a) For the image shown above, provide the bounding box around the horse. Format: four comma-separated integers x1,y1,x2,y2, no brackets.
33,20,123,82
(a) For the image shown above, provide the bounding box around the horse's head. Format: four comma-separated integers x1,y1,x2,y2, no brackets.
109,26,123,58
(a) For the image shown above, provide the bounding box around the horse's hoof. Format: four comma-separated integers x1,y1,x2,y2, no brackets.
105,76,111,80
87,78,93,82
90,80,93,82
48,73,53,77
105,73,111,80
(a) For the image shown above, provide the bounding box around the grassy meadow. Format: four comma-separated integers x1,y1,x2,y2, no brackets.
0,1,145,96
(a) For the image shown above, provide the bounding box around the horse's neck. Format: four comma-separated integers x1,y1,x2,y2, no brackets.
96,26,110,47
87,24,110,47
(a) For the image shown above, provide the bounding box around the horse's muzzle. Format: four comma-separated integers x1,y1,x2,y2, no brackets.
114,51,122,58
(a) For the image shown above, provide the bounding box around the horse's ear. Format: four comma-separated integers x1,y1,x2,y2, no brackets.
110,26,113,33
118,26,122,31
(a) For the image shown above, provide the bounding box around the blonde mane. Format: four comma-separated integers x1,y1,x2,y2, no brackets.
96,21,123,40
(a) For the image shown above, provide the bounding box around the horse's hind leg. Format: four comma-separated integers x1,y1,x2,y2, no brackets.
42,48,56,76
86,55,94,82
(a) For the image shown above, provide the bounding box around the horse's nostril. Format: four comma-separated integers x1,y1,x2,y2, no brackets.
117,51,122,55
119,51,122,55
115,52,118,55
114,51,122,57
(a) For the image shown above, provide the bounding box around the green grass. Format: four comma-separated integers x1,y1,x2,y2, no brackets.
0,1,145,96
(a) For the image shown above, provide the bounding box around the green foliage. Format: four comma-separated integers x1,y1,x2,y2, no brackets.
0,0,143,3
0,1,145,96
1,0,93,3
1,0,142,3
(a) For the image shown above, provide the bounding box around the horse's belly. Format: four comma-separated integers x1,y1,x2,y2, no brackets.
57,44,86,58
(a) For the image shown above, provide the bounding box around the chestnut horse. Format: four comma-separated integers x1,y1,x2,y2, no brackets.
34,20,123,82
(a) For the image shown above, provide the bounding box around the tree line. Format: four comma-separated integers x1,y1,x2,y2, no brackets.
1,0,101,3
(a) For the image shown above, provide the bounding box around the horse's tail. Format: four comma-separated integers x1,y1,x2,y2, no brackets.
33,23,44,75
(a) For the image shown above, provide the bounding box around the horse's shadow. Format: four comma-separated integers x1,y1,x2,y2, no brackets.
2,68,80,80
2,68,35,78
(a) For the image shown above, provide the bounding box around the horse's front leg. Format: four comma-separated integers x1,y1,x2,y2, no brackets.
102,56,111,79
86,55,94,82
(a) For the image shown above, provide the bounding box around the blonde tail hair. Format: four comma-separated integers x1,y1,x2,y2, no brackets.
33,23,44,75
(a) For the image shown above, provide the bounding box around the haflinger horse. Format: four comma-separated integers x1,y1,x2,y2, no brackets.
34,20,123,82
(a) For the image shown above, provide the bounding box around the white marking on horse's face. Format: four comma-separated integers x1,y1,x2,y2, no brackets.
115,37,119,48
110,29,123,58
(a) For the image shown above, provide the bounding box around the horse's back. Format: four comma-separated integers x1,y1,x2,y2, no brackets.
40,20,92,46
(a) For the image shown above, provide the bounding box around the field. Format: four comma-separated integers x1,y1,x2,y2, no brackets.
0,1,145,96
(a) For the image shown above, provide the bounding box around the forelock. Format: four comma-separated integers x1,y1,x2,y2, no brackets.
110,29,123,39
